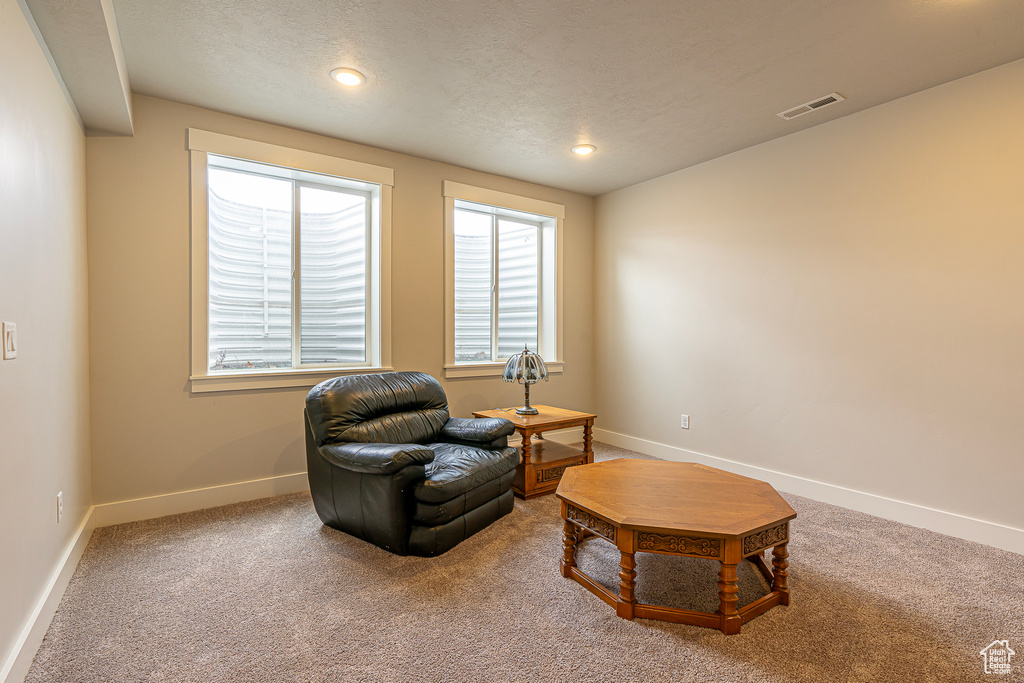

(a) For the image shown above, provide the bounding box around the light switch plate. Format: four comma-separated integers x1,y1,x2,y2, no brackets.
1,322,15,360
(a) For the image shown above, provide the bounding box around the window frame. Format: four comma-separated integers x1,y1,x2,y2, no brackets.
188,129,393,392
443,180,564,379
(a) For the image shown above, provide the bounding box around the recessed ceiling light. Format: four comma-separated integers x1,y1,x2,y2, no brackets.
330,68,365,87
572,144,596,156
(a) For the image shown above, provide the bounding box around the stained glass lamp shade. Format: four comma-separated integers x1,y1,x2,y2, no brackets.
502,345,549,415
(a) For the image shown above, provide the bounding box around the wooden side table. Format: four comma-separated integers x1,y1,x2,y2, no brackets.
472,405,596,499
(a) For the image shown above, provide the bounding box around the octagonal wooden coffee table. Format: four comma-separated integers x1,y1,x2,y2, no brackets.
556,459,796,635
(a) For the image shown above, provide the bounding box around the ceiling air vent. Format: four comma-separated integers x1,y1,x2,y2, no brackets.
777,92,845,120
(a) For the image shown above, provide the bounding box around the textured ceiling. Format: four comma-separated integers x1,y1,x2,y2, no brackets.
86,1,1024,193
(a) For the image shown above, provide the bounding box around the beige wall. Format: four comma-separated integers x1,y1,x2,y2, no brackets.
595,58,1024,531
87,95,594,504
0,0,91,669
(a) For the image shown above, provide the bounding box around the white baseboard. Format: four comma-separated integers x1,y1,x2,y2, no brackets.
90,431,588,528
0,510,95,683
92,472,310,528
594,428,1024,556
508,425,584,447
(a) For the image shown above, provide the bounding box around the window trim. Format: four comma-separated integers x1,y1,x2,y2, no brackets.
442,181,564,379
188,129,393,393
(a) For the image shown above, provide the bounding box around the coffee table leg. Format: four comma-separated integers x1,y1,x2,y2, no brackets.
717,562,741,635
561,520,578,578
772,543,790,606
617,551,637,619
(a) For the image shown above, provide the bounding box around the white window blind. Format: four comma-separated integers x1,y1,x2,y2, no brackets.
206,157,370,372
208,167,293,370
453,209,492,362
453,207,541,362
299,186,367,365
497,219,539,358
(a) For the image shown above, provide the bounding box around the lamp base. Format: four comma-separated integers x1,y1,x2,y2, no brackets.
515,406,539,416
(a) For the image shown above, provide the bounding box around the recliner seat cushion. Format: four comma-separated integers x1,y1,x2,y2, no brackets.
414,443,519,504
306,371,449,445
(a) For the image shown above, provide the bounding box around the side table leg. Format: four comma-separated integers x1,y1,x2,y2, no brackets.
583,419,594,464
772,543,790,606
521,431,533,464
616,551,637,619
717,562,741,634
561,520,578,578
520,431,535,497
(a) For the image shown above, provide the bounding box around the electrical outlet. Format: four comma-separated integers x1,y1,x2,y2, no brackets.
57,491,63,524
1,322,16,360
680,414,689,429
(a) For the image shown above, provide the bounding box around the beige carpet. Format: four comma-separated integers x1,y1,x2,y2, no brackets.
27,444,1024,682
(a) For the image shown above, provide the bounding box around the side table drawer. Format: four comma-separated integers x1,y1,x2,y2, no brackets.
537,459,585,484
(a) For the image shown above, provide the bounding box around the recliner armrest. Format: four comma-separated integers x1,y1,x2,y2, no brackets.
439,417,515,445
318,442,435,475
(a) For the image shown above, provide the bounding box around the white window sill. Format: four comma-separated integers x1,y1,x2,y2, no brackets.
190,366,395,393
443,361,563,379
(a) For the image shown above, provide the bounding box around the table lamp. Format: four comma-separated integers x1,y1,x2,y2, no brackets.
502,345,549,415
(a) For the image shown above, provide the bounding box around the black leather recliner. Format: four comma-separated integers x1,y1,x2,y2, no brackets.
304,371,518,556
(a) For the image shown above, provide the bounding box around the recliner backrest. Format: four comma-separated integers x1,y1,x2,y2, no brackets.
306,371,450,446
